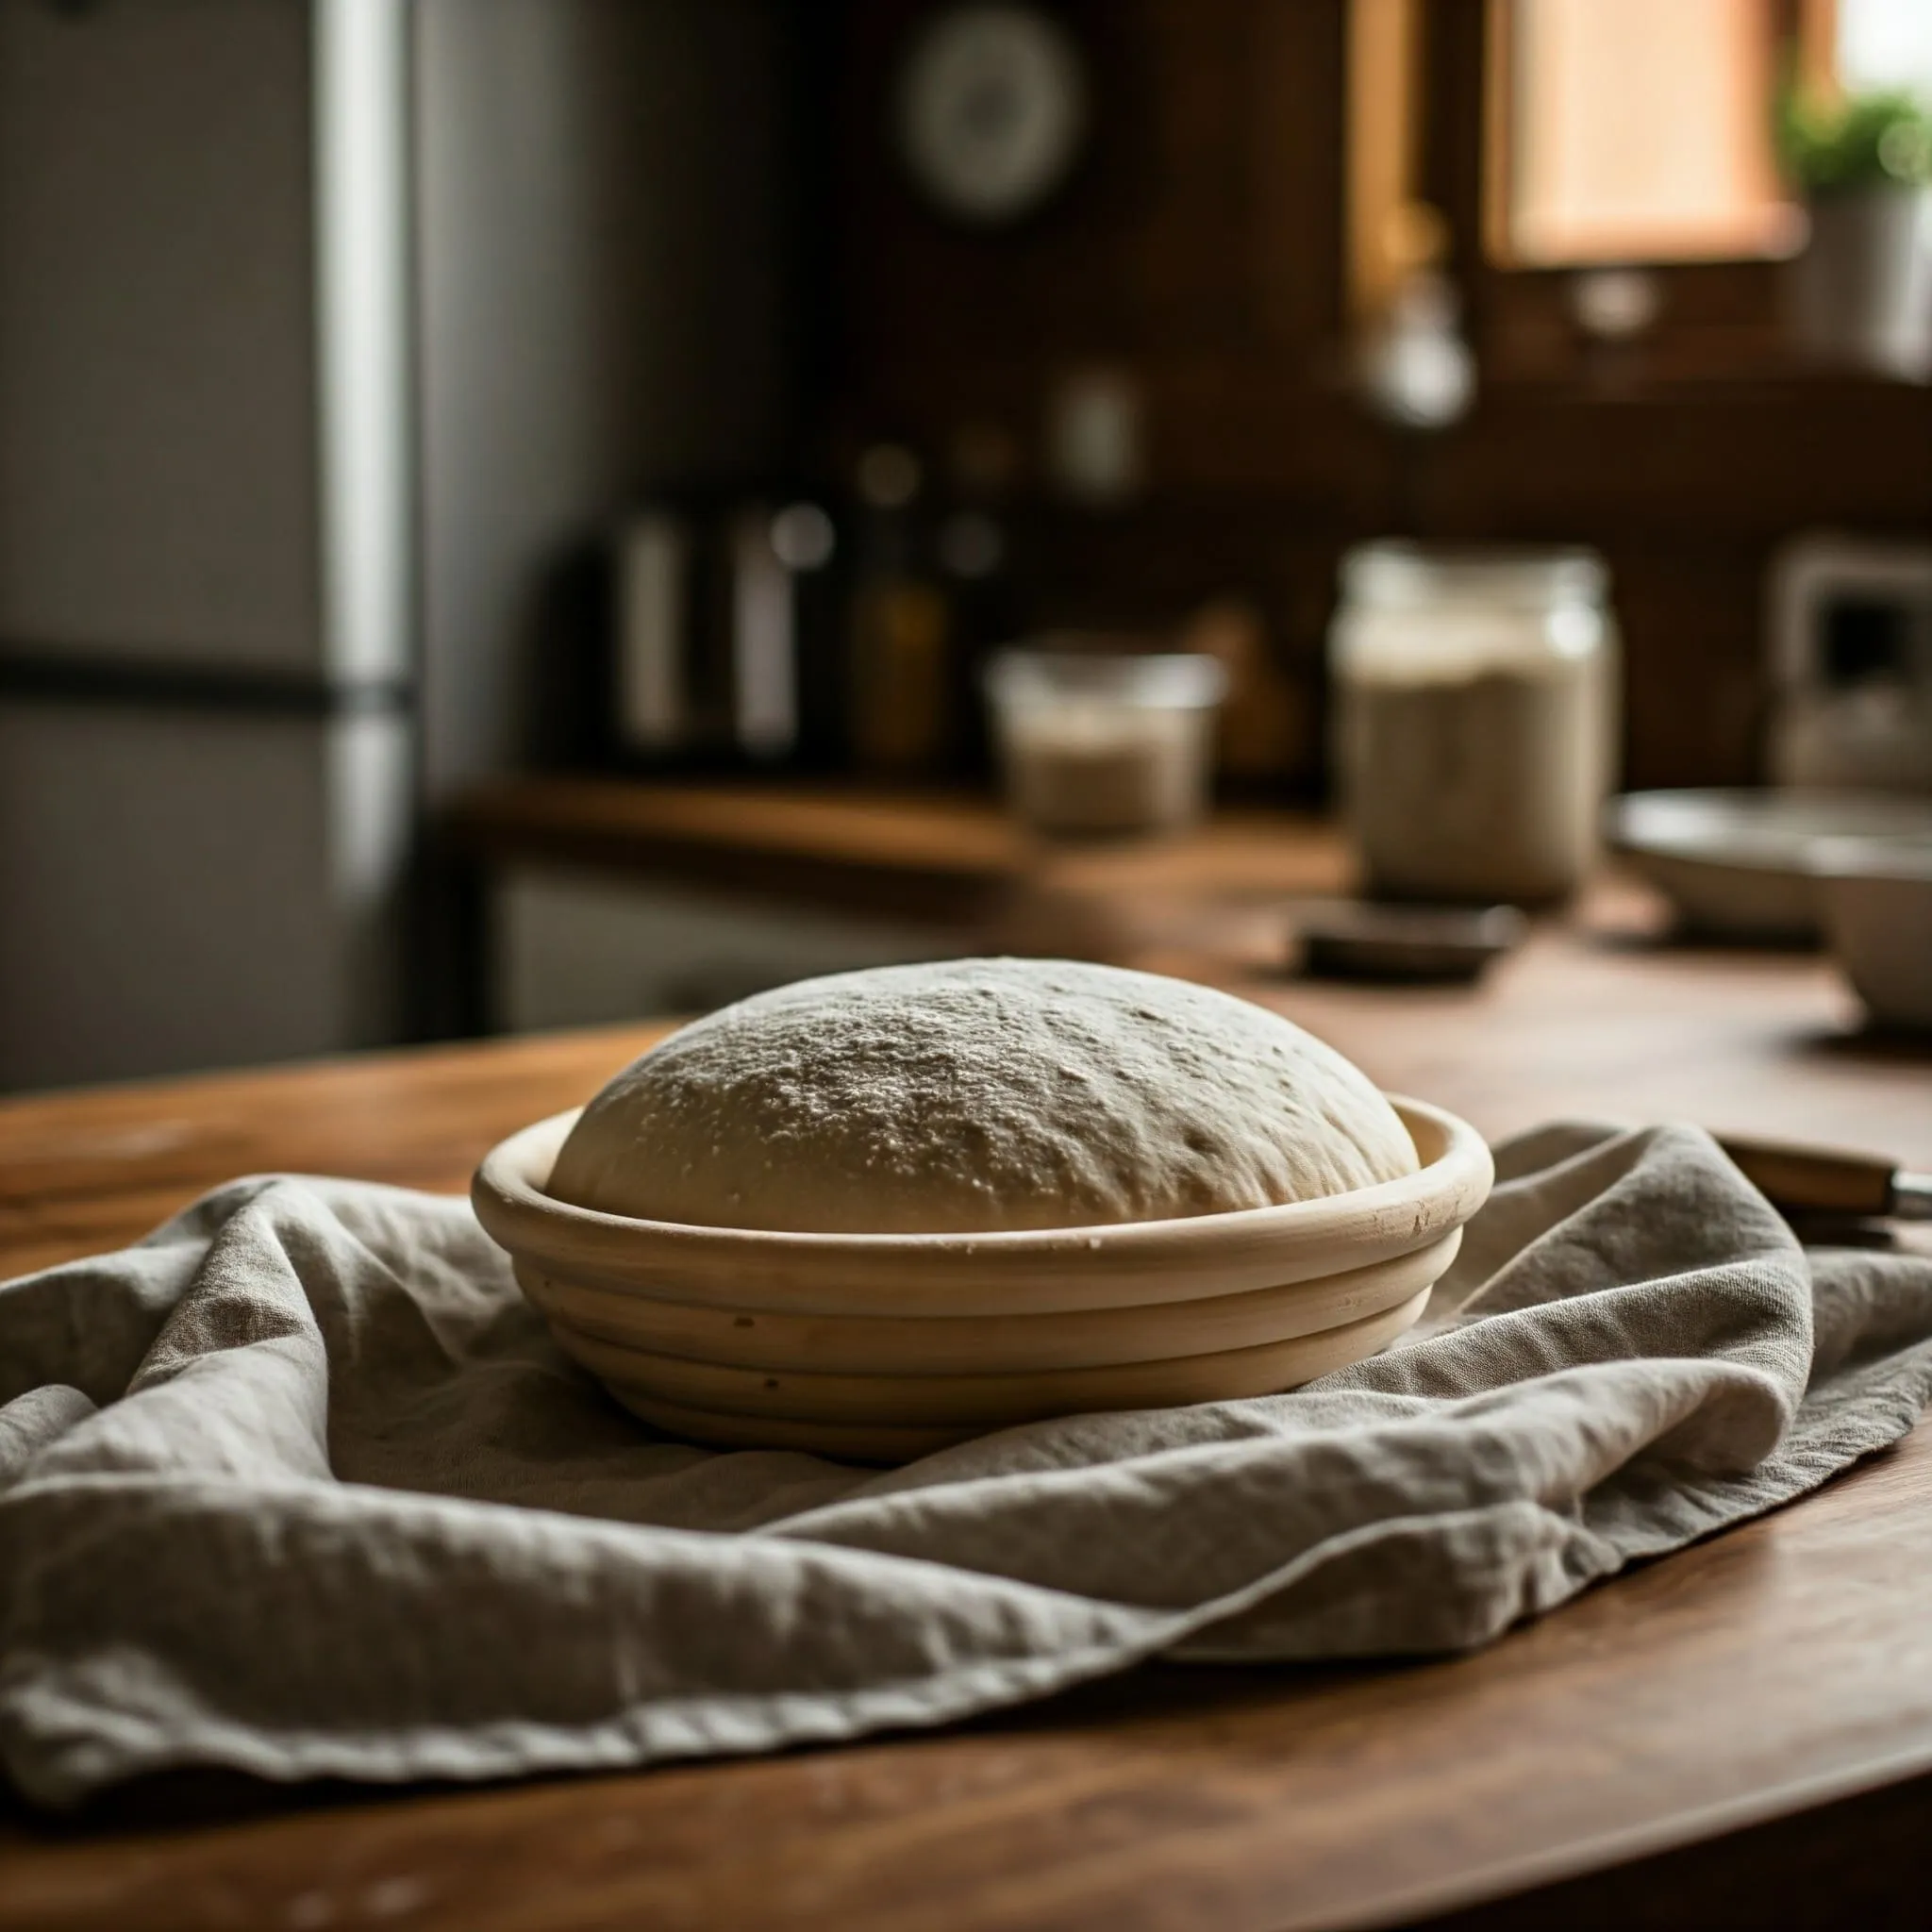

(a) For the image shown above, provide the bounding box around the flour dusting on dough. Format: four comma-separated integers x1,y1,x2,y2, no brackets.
550,958,1418,1233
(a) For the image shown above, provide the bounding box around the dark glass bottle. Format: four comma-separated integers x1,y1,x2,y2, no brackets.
846,445,955,780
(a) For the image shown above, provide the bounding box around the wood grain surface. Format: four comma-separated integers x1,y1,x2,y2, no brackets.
0,1027,669,1280
3,850,1931,1928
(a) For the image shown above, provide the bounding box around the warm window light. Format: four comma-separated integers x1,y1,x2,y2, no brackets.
1492,0,1803,266
1838,0,1932,99
1349,0,1932,305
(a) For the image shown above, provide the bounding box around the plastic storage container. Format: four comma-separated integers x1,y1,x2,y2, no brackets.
985,647,1226,838
1330,544,1620,904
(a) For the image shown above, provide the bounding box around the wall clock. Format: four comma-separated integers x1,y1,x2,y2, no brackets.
892,5,1090,225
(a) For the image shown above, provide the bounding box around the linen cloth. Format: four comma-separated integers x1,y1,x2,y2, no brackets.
5,1121,1932,1808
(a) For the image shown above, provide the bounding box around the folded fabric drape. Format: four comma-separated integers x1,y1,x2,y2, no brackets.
4,1122,1930,1809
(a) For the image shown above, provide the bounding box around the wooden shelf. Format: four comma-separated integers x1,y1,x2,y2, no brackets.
450,776,1357,942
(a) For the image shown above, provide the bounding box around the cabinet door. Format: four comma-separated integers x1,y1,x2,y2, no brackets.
493,867,963,1033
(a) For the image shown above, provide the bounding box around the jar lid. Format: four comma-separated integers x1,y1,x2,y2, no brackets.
1341,542,1607,609
985,647,1228,710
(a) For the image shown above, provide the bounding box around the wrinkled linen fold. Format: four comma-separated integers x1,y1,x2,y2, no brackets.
5,1121,1931,1807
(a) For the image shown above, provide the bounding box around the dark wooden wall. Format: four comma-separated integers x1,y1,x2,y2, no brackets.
809,0,1932,797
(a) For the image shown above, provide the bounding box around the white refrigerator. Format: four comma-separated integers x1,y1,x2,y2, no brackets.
0,0,791,1091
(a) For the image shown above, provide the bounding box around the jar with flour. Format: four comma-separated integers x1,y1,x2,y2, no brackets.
1331,544,1619,904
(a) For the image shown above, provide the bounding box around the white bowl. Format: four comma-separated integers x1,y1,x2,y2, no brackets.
1606,789,1932,940
1813,836,1932,1031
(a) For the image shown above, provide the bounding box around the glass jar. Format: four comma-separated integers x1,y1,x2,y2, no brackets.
1330,543,1620,904
985,646,1226,838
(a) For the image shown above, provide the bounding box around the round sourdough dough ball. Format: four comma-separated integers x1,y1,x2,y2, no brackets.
549,958,1417,1234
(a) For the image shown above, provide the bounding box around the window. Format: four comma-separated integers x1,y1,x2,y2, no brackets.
1491,0,1932,271
1491,0,1798,267
1346,0,1932,382
1837,0,1932,98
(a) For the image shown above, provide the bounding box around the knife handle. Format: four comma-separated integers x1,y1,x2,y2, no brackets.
1715,1137,1896,1218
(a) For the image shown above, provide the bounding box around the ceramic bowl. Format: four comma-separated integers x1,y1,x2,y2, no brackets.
473,1096,1492,1460
1606,789,1932,940
1813,836,1932,1031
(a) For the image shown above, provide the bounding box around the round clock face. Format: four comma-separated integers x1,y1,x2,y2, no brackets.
893,5,1090,225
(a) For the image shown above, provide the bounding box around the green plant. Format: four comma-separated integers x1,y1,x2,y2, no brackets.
1778,84,1932,193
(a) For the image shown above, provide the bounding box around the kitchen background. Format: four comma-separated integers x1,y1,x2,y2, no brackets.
2,0,1929,1091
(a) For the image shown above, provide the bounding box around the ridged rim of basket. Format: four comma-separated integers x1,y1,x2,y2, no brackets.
515,1225,1461,1375
472,1094,1492,1317
548,1282,1436,1427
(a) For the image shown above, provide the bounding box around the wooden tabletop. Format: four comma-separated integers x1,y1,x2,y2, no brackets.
4,880,1932,1927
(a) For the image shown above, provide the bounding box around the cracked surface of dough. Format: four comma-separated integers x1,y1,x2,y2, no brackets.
550,958,1419,1234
